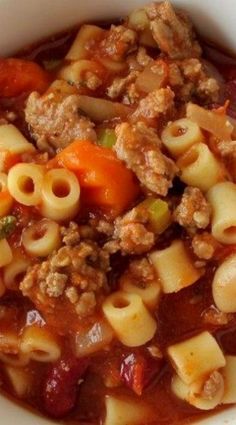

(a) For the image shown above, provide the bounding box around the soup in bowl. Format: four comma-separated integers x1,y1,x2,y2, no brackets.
0,1,236,424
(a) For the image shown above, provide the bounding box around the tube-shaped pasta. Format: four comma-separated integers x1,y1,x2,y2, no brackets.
0,352,30,367
66,25,105,61
20,326,61,362
0,173,13,217
22,219,61,257
0,124,35,154
3,255,31,290
212,254,236,313
149,240,201,294
121,279,161,309
167,332,226,385
0,239,13,267
4,365,32,398
161,118,204,157
104,396,153,425
102,291,157,347
222,356,236,404
0,332,29,367
41,168,80,221
59,60,102,87
8,163,44,206
207,182,236,244
171,373,224,410
177,143,225,192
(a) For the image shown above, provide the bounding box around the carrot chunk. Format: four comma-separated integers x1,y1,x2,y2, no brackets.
53,140,139,216
0,58,50,97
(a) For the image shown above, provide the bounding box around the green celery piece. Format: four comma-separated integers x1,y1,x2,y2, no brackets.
97,129,116,148
0,215,16,240
142,198,171,234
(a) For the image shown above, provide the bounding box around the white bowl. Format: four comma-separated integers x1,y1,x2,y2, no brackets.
0,0,235,424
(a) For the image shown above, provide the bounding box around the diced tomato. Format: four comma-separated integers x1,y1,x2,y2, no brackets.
120,352,161,396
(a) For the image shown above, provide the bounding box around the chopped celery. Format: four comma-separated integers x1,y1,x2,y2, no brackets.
141,198,171,234
97,129,116,148
0,215,16,239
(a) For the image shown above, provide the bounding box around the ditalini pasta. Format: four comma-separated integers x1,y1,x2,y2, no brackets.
0,173,13,217
167,332,226,385
120,277,161,309
8,163,44,206
3,254,31,290
212,253,236,312
4,365,32,398
161,118,204,157
0,124,35,154
171,372,225,410
102,291,157,346
222,356,236,404
22,219,61,257
149,240,201,293
104,396,152,425
20,326,61,362
0,3,236,424
177,143,225,192
41,168,80,221
207,182,236,244
0,239,13,267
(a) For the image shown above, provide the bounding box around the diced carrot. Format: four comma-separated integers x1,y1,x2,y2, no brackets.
52,140,139,217
0,58,51,97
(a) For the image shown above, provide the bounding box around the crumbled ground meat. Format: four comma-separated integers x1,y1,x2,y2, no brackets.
136,47,153,67
174,187,211,232
20,241,110,321
133,87,175,119
202,306,232,326
169,58,220,102
216,139,236,158
107,206,155,255
120,258,157,287
25,92,97,152
192,232,219,260
145,1,201,60
201,371,223,400
61,222,80,246
84,71,102,90
89,218,114,237
114,121,177,195
100,25,137,61
107,71,139,100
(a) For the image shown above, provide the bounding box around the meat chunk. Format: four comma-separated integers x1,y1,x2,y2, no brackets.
120,258,157,286
60,222,81,246
192,232,219,260
25,91,96,152
202,306,232,326
100,25,137,61
145,1,201,59
105,205,155,255
114,121,177,195
133,87,175,120
201,371,224,400
174,187,211,232
107,71,139,100
20,241,110,331
216,140,236,158
169,58,220,102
